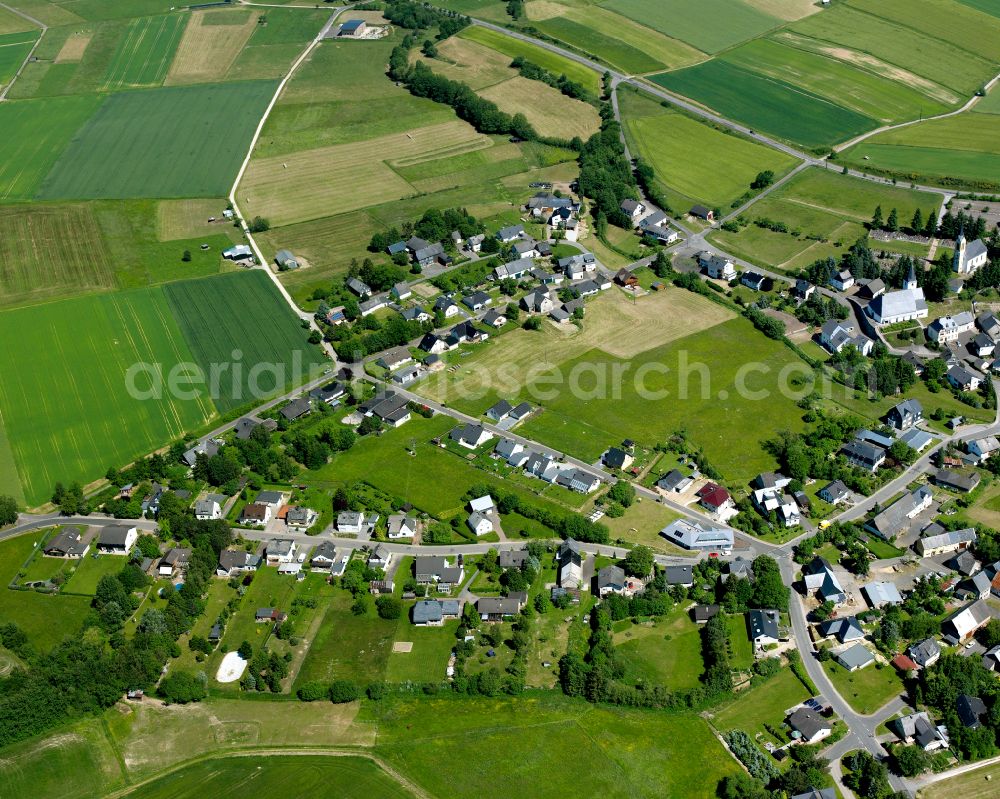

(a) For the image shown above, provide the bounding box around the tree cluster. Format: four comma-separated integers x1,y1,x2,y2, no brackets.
465,483,610,544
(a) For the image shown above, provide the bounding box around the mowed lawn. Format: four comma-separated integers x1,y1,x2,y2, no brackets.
118,755,413,799
162,270,327,413
620,88,798,209
651,58,877,149
823,660,903,715
0,94,102,200
710,667,811,743
0,287,215,505
0,536,92,652
101,12,186,90
477,76,601,140
373,695,740,799
0,31,39,89
600,0,778,54
62,553,128,596
38,80,276,199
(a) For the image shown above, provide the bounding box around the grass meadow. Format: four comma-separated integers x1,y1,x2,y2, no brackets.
101,12,185,90
0,30,39,89
710,667,811,744
600,0,778,54
823,659,903,715
0,535,91,651
842,110,1000,188
707,166,941,271
415,288,807,483
620,88,798,210
651,58,877,149
614,606,705,691
372,694,741,799
38,80,276,199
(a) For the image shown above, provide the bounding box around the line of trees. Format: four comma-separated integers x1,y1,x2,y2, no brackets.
577,112,637,232
465,483,610,543
509,55,593,104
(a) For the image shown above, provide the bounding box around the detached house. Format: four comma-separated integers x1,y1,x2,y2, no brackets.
450,423,493,449
697,251,736,281
696,483,734,515
830,269,855,291
886,398,922,430
97,525,138,555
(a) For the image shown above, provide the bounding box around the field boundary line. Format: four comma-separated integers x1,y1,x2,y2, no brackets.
227,4,345,364
0,2,47,101
99,745,434,799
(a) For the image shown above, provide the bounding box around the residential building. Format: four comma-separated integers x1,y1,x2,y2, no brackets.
367,544,390,570
597,564,626,596
942,600,992,643
43,528,89,558
158,547,191,577
916,527,976,557
749,608,780,646
664,565,694,587
217,549,260,577
520,288,553,314
499,550,528,570
741,271,767,291
907,638,941,669
818,480,851,505
692,604,720,623
837,643,875,671
97,525,138,555
376,346,413,372
477,594,525,621
482,309,507,328
886,399,922,430
818,616,864,644
451,423,493,449
787,707,833,744
689,205,714,222
182,439,220,468
433,296,460,318
956,694,988,729
414,556,464,589
696,482,734,515
794,279,816,301
893,712,949,751
280,397,311,421
830,269,855,291
602,447,634,470
802,557,847,604
495,224,525,243
265,539,296,565
947,364,984,392
840,440,886,473
619,198,646,222
286,506,317,532
412,599,461,626
968,436,1000,463
310,542,338,572
864,486,932,540
927,311,975,343
820,319,871,356
697,251,736,280
387,514,417,539
467,511,493,536
469,495,494,513
656,469,692,494
557,538,583,587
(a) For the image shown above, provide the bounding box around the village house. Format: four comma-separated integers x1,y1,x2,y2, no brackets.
696,482,735,516
557,538,584,587
840,440,886,473
787,707,833,745
97,525,138,555
286,506,317,532
928,311,975,343
916,527,976,556
387,514,417,539
158,547,191,578
967,436,1000,463
802,557,847,605
817,480,851,505
697,251,736,281
749,608,780,647
893,712,949,751
597,564,626,596
837,643,876,671
43,528,90,558
942,600,993,644
265,538,296,565
217,549,260,577
659,518,733,552
932,468,981,493
946,364,984,392
412,599,461,626
741,271,767,291
376,346,413,372
830,269,855,291
451,423,493,449
495,224,525,243
689,204,714,222
467,511,493,536
414,555,464,590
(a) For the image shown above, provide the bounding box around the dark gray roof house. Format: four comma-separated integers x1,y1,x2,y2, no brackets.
750,608,780,643
597,564,626,594
957,694,987,729
280,398,311,421
818,616,864,644
663,565,693,586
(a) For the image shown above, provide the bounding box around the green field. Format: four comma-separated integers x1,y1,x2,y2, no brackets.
62,553,128,595
620,88,798,210
38,80,276,199
788,4,994,97
0,535,91,651
722,37,950,124
102,13,185,90
601,0,778,54
0,30,37,88
711,667,811,744
122,755,413,799
615,606,704,691
162,270,327,413
651,58,878,149
823,659,902,715
842,111,1000,188
707,166,941,271
0,94,102,200
0,286,213,504
385,617,460,683
373,695,741,799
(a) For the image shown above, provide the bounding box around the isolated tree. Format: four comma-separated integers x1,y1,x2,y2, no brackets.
0,494,17,526
923,212,937,238
911,208,924,234
181,249,192,262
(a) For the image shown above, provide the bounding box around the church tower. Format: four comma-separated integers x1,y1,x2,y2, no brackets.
904,260,918,290
953,226,967,274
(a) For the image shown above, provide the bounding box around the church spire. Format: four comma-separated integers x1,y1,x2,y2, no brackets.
904,259,917,290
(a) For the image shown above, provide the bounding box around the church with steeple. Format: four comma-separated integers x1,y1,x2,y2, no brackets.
953,227,988,274
866,260,928,325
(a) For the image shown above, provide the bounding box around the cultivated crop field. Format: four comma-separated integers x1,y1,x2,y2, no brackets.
0,94,101,200
651,58,876,149
0,30,38,89
38,80,276,199
0,287,213,504
163,270,327,413
101,12,185,90
601,0,779,54
620,88,797,210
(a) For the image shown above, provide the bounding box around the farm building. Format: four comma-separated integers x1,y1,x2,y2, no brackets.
339,19,367,37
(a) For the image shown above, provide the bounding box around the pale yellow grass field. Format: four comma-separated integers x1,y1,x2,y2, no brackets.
563,6,707,70
156,198,231,240
919,762,1000,799
114,699,372,780
240,121,490,226
525,0,569,20
0,6,37,34
418,286,734,403
1,1,83,27
742,0,820,21
167,9,259,84
479,76,600,140
54,31,92,62
420,37,515,89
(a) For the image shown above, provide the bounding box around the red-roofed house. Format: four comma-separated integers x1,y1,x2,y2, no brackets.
892,654,919,673
697,483,734,515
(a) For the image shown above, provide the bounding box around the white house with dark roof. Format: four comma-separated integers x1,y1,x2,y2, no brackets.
864,486,932,540
886,398,922,430
97,525,138,555
928,311,975,343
